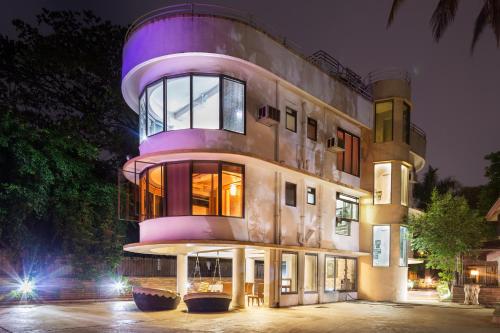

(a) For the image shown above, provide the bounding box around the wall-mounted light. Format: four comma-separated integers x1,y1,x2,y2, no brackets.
230,183,237,196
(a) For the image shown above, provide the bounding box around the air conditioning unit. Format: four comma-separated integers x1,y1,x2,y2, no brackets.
258,105,280,126
326,136,345,153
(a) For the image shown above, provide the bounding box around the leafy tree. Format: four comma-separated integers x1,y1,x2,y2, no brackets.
0,10,137,278
408,190,488,286
478,151,500,215
413,165,461,210
387,0,500,52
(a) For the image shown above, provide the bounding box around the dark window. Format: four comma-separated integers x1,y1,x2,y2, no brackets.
285,182,297,207
375,100,393,143
307,187,316,205
307,117,317,141
336,128,360,177
285,107,297,132
402,102,411,144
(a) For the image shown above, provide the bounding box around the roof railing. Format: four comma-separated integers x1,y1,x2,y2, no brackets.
366,68,411,86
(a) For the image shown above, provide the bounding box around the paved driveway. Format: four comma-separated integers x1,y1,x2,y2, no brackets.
0,300,497,333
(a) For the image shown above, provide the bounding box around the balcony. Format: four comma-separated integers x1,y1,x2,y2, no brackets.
409,123,426,171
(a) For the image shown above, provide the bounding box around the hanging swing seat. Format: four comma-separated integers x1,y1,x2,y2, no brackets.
183,292,232,312
132,287,181,311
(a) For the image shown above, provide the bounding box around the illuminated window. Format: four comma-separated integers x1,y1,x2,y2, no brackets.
166,76,190,131
336,193,359,236
375,101,393,143
304,254,318,292
345,258,357,291
373,225,390,267
400,226,409,267
325,256,335,292
336,128,360,177
307,187,316,205
147,80,164,136
221,163,243,217
222,77,245,134
402,103,411,144
281,252,298,293
374,163,392,204
193,75,220,129
307,117,317,141
285,182,297,207
139,93,147,143
147,165,164,219
139,171,147,221
192,162,219,216
285,107,297,132
401,164,410,206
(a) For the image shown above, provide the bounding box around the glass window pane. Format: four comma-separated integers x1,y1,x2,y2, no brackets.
221,163,243,217
307,118,317,141
139,93,147,143
344,133,352,174
352,136,359,176
335,219,351,236
286,108,297,132
400,226,409,267
374,163,392,204
307,187,316,205
147,81,164,136
222,78,244,133
193,76,220,129
304,254,318,292
402,103,411,144
281,252,297,293
401,164,409,206
166,76,190,131
148,165,164,219
285,182,296,207
140,171,147,221
373,225,391,267
335,258,346,290
325,256,335,292
375,101,393,143
166,162,190,216
192,162,219,215
336,130,344,171
345,258,356,290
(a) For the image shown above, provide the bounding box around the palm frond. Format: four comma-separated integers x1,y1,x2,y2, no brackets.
430,0,459,42
387,0,405,28
471,0,500,52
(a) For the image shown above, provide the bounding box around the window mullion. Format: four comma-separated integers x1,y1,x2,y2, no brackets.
190,75,193,129
218,161,222,216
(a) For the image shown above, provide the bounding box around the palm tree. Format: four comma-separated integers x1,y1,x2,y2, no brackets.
387,0,500,52
413,165,461,209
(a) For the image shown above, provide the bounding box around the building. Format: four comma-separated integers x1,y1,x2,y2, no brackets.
119,3,427,308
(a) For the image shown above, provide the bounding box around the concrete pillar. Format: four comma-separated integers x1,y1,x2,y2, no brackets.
232,248,246,308
176,254,188,297
264,248,279,307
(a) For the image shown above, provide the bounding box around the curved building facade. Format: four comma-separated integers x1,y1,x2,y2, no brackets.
120,4,427,307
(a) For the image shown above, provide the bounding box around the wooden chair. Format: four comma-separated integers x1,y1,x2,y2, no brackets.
245,282,261,306
256,283,264,305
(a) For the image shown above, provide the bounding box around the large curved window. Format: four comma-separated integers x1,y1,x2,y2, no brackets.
139,160,244,220
139,74,246,142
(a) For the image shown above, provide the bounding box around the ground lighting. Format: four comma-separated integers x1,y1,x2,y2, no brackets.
17,278,35,295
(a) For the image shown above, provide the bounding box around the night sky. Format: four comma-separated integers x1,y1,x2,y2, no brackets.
2,0,499,186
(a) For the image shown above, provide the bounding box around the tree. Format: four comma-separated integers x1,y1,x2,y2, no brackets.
477,151,500,215
413,165,461,210
408,190,488,286
0,10,136,278
387,0,500,52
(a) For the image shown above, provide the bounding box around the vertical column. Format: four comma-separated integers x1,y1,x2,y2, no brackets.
176,254,188,297
264,248,278,307
232,248,246,308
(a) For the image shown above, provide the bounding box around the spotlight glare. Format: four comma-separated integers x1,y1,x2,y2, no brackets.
18,278,34,294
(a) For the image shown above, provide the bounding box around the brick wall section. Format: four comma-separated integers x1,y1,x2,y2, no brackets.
452,286,500,305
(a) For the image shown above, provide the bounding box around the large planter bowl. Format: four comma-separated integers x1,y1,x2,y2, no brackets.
133,287,181,311
183,292,232,312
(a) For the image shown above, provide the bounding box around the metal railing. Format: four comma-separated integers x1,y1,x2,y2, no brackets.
410,123,426,158
125,3,372,100
366,68,411,86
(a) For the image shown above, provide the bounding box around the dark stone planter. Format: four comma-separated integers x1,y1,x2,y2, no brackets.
183,292,232,312
132,287,180,311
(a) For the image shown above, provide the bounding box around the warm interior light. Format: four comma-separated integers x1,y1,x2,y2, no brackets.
470,270,479,277
229,183,237,196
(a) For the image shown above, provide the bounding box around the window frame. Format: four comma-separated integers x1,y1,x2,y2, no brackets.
304,253,319,293
307,117,317,141
324,255,357,293
374,99,394,143
399,225,409,267
372,225,391,267
336,128,360,177
335,192,359,236
280,251,299,295
306,187,316,205
285,107,297,132
285,182,297,207
373,162,392,205
139,160,245,220
402,102,411,145
140,73,246,140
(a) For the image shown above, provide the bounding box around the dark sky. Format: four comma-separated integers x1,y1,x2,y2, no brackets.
2,0,499,186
